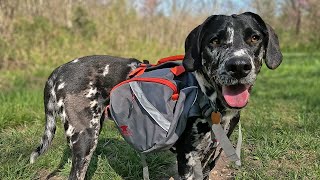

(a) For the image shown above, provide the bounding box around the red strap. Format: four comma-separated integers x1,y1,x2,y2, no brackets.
129,55,185,78
111,77,178,94
128,67,146,78
156,55,185,65
170,65,185,76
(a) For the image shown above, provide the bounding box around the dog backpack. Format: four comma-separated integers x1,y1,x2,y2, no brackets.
108,55,207,154
108,56,242,180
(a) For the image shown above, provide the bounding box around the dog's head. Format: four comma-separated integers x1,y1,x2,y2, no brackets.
183,12,282,109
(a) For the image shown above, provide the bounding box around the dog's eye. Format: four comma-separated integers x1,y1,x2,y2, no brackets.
251,35,260,43
210,38,221,47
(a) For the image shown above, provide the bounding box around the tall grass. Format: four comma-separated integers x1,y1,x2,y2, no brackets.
0,1,202,74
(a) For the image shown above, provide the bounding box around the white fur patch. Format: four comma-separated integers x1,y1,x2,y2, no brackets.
86,87,97,98
128,62,138,70
30,152,38,164
44,114,55,143
72,59,79,63
227,27,234,44
90,100,98,108
60,110,67,123
90,117,100,128
47,101,54,111
208,92,217,102
194,72,214,97
234,49,246,57
185,152,197,166
47,79,54,86
66,124,75,137
57,82,65,90
222,109,239,131
195,132,212,151
57,99,64,108
191,118,206,143
103,64,110,76
194,72,217,103
50,88,56,97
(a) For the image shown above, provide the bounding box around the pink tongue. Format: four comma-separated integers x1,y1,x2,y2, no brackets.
222,85,250,108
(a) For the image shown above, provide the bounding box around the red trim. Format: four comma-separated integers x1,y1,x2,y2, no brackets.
157,55,185,65
171,93,179,100
128,67,147,78
128,55,185,78
170,65,185,76
111,77,178,94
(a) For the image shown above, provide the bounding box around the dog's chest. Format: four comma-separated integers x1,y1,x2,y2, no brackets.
190,109,239,157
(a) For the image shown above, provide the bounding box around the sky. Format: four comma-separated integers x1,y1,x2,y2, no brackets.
144,0,255,16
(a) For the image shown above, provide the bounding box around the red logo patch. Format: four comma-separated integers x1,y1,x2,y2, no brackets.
120,125,132,136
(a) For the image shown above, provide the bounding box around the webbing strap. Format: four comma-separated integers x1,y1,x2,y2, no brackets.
140,154,150,180
235,121,242,166
211,120,242,166
212,124,240,162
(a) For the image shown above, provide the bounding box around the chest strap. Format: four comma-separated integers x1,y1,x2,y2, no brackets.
140,153,150,180
210,112,242,166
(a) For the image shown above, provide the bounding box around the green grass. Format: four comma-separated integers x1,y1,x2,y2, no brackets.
236,53,320,179
1,53,320,179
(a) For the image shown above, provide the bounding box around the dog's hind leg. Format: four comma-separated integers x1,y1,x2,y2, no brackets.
62,92,105,180
67,125,100,180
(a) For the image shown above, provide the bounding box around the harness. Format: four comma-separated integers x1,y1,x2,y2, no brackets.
108,55,242,179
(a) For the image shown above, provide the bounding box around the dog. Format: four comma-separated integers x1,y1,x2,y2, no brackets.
30,12,282,180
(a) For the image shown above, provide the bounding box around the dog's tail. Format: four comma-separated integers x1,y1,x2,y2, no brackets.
30,74,58,164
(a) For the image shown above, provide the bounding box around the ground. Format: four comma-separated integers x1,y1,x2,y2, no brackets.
210,152,235,180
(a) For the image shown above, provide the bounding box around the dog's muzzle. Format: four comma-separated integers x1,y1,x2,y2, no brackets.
222,57,252,108
225,57,252,79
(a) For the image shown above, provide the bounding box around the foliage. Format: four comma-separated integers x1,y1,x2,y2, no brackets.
72,6,97,39
0,0,318,71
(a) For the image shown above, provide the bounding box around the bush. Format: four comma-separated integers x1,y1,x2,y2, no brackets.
72,6,97,39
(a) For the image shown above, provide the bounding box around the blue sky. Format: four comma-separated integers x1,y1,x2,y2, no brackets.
154,0,255,16
131,0,258,17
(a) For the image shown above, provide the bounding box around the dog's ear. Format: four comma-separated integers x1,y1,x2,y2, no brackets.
242,12,283,70
183,25,202,71
264,23,283,69
183,15,217,72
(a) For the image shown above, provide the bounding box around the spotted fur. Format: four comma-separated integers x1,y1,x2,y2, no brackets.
30,12,282,180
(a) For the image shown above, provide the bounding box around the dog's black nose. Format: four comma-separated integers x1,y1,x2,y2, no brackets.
226,57,252,79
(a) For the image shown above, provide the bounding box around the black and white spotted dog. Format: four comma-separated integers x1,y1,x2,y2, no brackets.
30,12,282,180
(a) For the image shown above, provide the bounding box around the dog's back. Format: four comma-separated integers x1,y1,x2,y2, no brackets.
30,55,140,179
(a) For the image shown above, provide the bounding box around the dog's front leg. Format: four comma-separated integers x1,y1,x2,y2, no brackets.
177,150,203,180
175,117,210,180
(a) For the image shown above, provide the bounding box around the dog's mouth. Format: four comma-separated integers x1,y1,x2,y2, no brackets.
221,84,251,108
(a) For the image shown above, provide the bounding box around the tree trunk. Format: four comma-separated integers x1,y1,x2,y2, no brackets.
295,8,301,35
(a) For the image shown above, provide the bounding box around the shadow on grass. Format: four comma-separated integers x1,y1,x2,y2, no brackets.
46,148,71,179
44,137,176,180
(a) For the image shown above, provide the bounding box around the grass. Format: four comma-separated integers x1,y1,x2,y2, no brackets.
236,53,320,179
1,53,320,179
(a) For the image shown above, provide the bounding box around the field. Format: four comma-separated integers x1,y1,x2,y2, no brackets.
0,52,319,179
